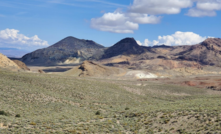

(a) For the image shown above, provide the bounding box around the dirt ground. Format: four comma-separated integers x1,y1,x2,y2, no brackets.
28,64,221,91
138,75,221,91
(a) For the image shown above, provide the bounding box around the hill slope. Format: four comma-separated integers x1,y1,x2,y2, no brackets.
101,38,221,70
0,53,20,70
22,36,105,65
64,60,124,77
1,70,221,133
101,38,151,59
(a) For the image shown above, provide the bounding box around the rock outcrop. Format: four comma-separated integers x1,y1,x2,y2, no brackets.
12,60,30,71
64,61,123,77
0,53,20,70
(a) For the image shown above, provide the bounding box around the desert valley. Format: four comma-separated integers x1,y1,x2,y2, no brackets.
1,36,221,133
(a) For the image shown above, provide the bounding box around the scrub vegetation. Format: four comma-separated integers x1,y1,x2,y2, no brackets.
1,70,221,133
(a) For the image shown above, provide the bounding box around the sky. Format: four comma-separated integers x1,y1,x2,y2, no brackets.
0,0,221,57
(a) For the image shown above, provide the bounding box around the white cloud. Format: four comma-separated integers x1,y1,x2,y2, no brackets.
91,0,221,33
197,1,221,11
129,0,193,15
91,11,161,33
136,40,142,46
127,13,162,24
186,8,217,17
91,12,139,33
187,0,221,17
141,31,208,46
0,29,49,50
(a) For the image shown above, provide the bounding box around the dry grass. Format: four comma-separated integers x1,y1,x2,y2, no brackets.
1,70,221,133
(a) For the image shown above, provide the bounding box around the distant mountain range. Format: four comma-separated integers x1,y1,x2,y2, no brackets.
0,48,29,58
21,36,221,69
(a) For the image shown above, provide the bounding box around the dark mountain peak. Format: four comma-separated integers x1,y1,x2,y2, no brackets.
49,36,104,49
114,37,139,47
64,36,77,39
101,37,145,59
21,36,105,65
152,44,171,48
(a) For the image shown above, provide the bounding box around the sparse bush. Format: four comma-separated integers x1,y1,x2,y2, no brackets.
30,122,36,125
95,111,100,115
125,107,129,110
0,110,8,116
15,114,21,118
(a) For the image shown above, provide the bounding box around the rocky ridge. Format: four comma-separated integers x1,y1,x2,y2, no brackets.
64,60,124,77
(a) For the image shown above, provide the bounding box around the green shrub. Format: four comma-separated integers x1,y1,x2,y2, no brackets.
15,114,21,118
0,110,8,116
95,111,100,115
125,107,129,110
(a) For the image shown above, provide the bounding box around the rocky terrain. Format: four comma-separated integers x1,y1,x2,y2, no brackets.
22,36,105,65
99,38,221,74
21,36,221,70
12,60,30,71
64,60,126,77
0,53,20,71
19,37,221,78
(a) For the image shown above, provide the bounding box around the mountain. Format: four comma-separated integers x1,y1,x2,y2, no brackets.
101,38,151,59
100,38,221,70
22,36,105,65
176,38,221,66
21,36,221,70
0,48,29,58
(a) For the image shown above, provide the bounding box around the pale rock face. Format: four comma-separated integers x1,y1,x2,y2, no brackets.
126,71,158,79
0,53,20,69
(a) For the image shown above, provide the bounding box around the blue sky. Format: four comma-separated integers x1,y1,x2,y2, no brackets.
0,0,221,57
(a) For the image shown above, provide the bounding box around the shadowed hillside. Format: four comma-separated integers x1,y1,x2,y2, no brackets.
22,36,105,65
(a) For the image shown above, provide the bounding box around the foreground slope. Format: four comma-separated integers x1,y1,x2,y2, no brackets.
0,53,20,71
1,71,221,133
22,36,105,65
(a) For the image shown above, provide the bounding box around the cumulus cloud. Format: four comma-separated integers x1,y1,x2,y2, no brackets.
197,1,221,11
0,29,49,50
129,0,193,15
91,12,139,33
136,40,142,46
187,0,221,17
91,0,221,33
129,0,221,17
91,11,161,33
140,31,208,46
